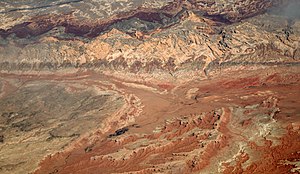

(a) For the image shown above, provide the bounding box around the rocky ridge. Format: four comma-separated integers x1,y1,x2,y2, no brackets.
0,1,300,174
0,0,298,77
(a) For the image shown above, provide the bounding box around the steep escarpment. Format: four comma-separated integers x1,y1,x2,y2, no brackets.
1,0,298,77
0,1,300,174
1,12,299,77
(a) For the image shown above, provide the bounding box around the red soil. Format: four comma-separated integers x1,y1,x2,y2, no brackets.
3,67,298,174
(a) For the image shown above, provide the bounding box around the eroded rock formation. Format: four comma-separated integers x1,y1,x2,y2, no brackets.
0,0,299,174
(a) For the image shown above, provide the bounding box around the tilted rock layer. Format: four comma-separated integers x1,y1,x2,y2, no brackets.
0,0,299,174
0,0,298,73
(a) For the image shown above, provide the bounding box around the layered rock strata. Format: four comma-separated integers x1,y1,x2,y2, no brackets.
0,0,300,174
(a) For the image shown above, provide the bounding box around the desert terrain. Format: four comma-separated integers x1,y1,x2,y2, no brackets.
0,0,299,174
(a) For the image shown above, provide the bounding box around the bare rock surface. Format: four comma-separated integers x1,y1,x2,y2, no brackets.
0,0,300,174
0,73,124,173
